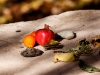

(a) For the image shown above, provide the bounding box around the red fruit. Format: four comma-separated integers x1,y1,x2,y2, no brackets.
35,24,55,46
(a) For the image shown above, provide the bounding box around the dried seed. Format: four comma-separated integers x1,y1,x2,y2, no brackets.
16,30,21,32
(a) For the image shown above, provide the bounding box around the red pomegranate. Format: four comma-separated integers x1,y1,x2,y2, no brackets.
35,24,55,46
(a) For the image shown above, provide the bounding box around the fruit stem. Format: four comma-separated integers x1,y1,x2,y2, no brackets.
44,24,50,29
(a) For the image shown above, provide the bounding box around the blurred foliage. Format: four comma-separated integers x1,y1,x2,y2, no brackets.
0,0,100,24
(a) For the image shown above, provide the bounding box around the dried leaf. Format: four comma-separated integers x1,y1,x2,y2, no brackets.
44,40,64,50
79,38,89,46
44,44,64,50
21,47,44,57
91,35,100,47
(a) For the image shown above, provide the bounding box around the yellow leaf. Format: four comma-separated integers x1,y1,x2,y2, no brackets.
54,53,75,63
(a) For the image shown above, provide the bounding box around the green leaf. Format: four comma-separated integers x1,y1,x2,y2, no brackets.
49,39,60,45
79,60,100,73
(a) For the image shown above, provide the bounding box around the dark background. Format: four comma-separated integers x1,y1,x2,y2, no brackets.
0,0,100,24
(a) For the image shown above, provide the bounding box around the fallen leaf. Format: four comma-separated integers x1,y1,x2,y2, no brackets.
79,60,100,73
54,53,75,63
